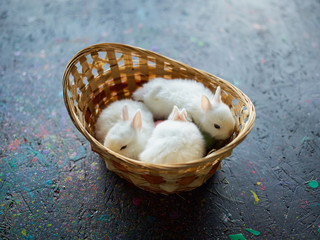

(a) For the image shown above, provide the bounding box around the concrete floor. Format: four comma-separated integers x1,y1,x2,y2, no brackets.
1,0,320,239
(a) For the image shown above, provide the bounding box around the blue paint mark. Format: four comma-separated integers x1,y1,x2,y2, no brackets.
26,234,34,240
43,149,50,155
100,214,109,222
46,180,52,186
0,211,3,215
28,191,34,199
24,188,34,200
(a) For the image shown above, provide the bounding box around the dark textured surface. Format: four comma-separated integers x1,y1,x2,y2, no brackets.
1,0,320,239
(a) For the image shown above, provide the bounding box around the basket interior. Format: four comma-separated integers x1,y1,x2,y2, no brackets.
64,44,254,158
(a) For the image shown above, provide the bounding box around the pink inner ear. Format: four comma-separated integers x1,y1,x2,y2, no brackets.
171,106,180,121
201,95,212,112
181,109,188,122
131,110,142,130
122,104,129,121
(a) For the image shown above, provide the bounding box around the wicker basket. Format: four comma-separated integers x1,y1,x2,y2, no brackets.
63,43,255,194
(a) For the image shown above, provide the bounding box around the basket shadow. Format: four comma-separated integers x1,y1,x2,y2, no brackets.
102,169,223,239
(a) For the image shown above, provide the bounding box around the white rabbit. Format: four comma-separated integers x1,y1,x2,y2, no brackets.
133,78,235,140
95,99,154,159
139,106,205,164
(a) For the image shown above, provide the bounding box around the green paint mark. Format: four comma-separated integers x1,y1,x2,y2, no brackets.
246,228,260,236
190,37,197,42
22,229,27,236
198,41,205,47
228,233,246,240
47,224,52,227
318,228,320,233
302,136,311,143
309,180,319,188
9,160,17,168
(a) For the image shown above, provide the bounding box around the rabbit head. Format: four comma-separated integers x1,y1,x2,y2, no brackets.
200,86,235,140
103,105,144,159
139,105,205,164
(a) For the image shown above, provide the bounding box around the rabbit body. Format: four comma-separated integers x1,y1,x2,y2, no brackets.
133,78,235,140
95,99,154,160
139,106,205,164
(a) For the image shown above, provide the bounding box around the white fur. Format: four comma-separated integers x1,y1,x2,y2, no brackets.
139,106,205,164
94,99,154,159
133,78,235,140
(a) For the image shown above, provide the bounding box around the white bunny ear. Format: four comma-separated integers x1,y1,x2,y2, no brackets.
171,106,180,121
131,110,142,130
201,95,212,112
122,104,129,121
180,109,189,122
213,86,222,103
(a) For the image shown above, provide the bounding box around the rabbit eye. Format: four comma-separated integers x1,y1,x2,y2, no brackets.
214,124,221,129
120,145,127,150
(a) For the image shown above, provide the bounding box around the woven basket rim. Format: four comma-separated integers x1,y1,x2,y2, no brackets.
63,42,256,170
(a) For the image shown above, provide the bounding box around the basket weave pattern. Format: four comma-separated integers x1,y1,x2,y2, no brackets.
63,43,255,194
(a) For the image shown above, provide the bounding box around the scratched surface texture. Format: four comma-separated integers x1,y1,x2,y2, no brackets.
0,0,319,239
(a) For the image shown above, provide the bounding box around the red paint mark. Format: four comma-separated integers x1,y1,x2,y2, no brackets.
299,200,310,208
306,99,310,103
32,157,37,162
9,139,21,151
261,59,267,64
241,193,244,196
133,198,141,206
252,170,256,174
